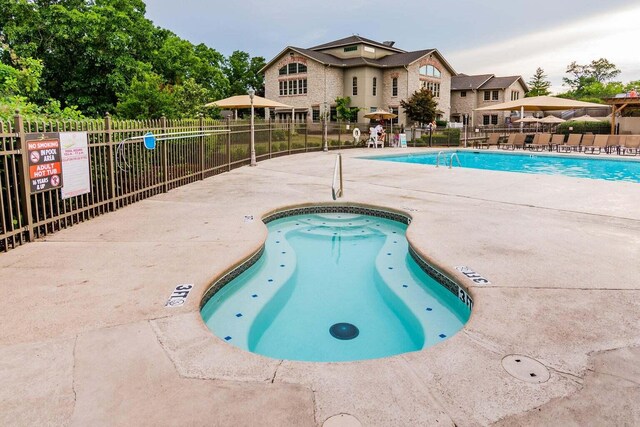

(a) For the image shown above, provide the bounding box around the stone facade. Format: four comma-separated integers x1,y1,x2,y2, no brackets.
451,75,528,128
261,36,456,127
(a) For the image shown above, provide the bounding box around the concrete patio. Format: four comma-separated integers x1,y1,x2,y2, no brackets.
1,147,639,426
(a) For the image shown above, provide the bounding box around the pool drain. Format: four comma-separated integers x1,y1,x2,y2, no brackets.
323,414,362,427
501,354,550,383
330,323,359,340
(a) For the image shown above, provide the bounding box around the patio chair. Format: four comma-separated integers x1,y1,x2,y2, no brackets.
620,135,640,155
558,133,582,152
475,133,499,149
528,133,551,151
578,134,595,152
500,133,518,150
584,134,609,154
606,135,624,154
550,134,565,151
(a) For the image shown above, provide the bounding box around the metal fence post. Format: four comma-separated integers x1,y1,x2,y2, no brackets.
226,117,231,171
268,117,272,159
199,114,205,180
160,116,168,192
288,117,292,155
14,112,34,243
104,112,117,212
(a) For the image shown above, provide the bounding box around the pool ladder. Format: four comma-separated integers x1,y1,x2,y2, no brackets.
332,154,343,200
435,151,461,169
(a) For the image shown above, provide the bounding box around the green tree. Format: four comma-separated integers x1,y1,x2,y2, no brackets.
563,58,621,93
116,72,177,119
400,87,437,125
335,96,359,122
526,67,551,97
223,51,266,96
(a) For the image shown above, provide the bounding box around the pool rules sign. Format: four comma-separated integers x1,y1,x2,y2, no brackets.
26,133,63,192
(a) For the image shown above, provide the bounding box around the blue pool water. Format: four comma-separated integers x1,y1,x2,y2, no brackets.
201,212,471,362
369,151,640,183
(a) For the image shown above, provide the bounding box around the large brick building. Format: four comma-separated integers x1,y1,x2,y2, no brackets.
261,35,457,127
450,74,529,127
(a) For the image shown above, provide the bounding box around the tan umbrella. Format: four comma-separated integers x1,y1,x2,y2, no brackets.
539,116,566,124
475,96,607,112
363,110,398,120
570,114,602,122
205,93,294,167
514,116,540,123
205,94,293,109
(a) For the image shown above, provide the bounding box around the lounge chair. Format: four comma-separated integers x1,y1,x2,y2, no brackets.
558,133,582,152
475,133,499,149
528,133,551,151
583,134,609,154
620,135,640,155
550,134,565,151
579,134,595,152
606,135,624,154
500,133,522,150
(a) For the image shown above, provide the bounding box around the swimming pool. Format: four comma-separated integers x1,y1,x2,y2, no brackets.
200,207,471,362
369,151,640,183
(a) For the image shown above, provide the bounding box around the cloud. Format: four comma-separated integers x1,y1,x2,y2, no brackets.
447,4,640,93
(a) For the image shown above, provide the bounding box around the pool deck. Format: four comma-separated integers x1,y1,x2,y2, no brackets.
1,147,639,426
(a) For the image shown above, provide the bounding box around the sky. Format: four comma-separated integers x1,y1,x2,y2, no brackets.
145,0,640,94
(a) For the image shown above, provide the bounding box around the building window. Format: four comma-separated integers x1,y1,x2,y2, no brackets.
419,65,441,78
484,91,490,101
279,62,307,76
492,90,499,100
392,78,398,96
483,115,490,125
344,45,357,52
312,108,320,121
511,91,519,101
491,115,498,125
421,81,440,98
461,91,466,97
278,78,307,96
330,107,337,122
373,77,377,96
353,76,358,96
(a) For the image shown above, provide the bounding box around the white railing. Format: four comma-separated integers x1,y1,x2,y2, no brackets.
332,154,343,200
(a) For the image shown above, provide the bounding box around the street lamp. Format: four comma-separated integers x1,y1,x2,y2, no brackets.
248,87,256,166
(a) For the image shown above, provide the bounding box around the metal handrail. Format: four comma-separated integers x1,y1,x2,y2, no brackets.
331,154,343,200
435,151,445,167
449,153,461,169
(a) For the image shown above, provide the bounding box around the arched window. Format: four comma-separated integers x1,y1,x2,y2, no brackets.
279,62,307,75
392,77,398,96
419,65,441,78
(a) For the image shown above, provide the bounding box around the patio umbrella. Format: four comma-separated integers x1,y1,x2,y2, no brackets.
475,96,609,131
538,116,566,124
363,110,398,120
570,114,602,122
363,110,398,136
514,116,540,123
205,94,293,166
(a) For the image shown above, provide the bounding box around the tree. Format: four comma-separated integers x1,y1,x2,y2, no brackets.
335,96,359,122
526,67,551,97
563,58,621,93
400,87,437,125
223,51,266,96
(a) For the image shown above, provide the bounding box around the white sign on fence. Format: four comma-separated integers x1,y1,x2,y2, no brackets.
399,133,407,148
60,132,91,199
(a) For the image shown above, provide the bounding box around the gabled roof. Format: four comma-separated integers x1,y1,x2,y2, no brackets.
480,76,527,91
309,35,406,53
451,74,494,90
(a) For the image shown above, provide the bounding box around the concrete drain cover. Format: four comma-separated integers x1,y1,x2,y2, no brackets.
323,414,362,427
502,354,550,383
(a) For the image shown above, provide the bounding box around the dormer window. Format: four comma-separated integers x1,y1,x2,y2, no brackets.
419,65,441,78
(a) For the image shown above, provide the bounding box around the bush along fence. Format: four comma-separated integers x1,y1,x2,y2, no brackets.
0,114,372,253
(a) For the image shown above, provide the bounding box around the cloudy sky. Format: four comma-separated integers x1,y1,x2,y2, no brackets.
145,0,640,93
